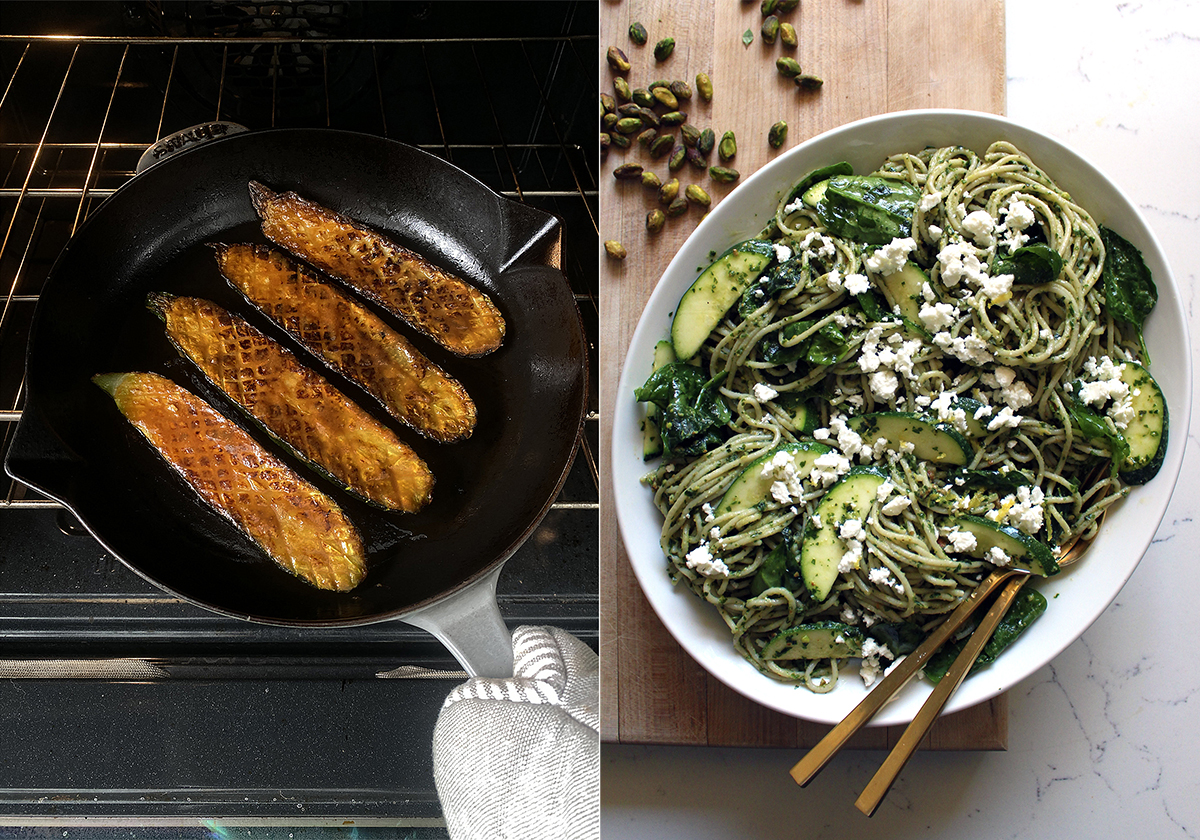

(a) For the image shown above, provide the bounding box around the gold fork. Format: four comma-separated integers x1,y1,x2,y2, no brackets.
789,509,1104,813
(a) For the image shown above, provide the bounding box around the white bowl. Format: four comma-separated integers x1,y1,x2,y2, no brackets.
611,109,1192,727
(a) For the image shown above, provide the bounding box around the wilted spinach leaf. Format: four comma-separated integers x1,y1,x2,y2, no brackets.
758,319,849,367
1065,388,1130,476
993,243,1064,286
924,588,1047,683
1100,226,1157,359
750,524,806,596
816,176,921,245
739,257,806,317
635,363,730,459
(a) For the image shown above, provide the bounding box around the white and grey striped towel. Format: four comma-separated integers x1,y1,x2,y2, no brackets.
433,625,599,840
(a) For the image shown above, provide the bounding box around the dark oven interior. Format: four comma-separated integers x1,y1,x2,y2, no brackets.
0,1,597,831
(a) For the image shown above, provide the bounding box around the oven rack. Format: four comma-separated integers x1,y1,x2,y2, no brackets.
0,28,599,512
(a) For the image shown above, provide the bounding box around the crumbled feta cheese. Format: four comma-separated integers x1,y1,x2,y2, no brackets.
933,331,995,365
987,405,1022,431
773,242,793,263
936,242,990,289
810,450,852,487
753,381,778,402
701,503,715,522
876,480,895,501
927,224,943,238
979,270,1015,302
943,526,978,553
840,606,859,625
839,518,864,541
812,427,831,441
859,637,894,688
985,546,1011,567
974,404,994,420
868,566,893,587
762,450,804,503
919,191,942,213
869,369,899,400
800,230,837,260
1003,199,1035,231
825,269,844,291
685,543,729,577
1077,356,1130,426
865,237,917,275
838,539,863,573
828,415,868,460
919,300,959,332
961,209,997,247
843,272,870,295
881,495,911,516
783,196,805,215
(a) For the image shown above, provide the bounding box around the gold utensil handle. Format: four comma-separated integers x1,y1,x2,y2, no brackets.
854,574,1029,816
788,568,1021,787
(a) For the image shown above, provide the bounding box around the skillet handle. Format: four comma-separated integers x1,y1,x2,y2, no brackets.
399,564,514,678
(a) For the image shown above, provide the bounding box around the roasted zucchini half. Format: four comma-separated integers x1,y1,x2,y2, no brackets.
149,293,434,514
93,371,367,592
248,181,506,357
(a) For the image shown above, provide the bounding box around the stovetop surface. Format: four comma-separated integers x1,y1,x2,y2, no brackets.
0,2,598,829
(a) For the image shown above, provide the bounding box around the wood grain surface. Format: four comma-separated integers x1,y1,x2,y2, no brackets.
600,0,1007,748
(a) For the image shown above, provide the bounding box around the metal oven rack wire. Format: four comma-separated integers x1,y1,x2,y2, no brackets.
0,4,597,827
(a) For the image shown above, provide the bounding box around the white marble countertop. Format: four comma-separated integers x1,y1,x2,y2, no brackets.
601,2,1200,836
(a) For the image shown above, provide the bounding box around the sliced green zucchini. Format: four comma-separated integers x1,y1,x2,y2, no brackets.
949,514,1059,576
848,412,972,466
1117,361,1168,485
776,392,819,434
714,440,832,516
801,465,888,601
952,396,990,438
762,621,865,660
642,340,677,459
877,260,927,325
801,178,831,208
671,239,775,360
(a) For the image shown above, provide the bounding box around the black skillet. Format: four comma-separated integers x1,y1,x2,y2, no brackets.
4,128,587,675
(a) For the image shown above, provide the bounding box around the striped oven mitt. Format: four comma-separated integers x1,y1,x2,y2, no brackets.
432,625,599,840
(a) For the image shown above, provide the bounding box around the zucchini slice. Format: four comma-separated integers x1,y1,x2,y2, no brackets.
776,392,819,435
848,412,972,466
801,465,888,601
877,260,927,325
1117,361,1168,485
762,621,864,660
949,515,1059,576
714,440,832,516
670,239,775,360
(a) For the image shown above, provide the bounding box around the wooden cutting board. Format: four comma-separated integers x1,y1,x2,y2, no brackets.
600,0,1008,748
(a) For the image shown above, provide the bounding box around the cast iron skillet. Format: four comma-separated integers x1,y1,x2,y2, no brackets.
5,129,587,642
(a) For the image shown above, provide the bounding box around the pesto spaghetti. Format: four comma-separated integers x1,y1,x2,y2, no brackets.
635,141,1167,692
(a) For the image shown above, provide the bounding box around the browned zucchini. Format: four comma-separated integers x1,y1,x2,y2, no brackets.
213,243,477,443
149,293,434,514
248,181,506,357
92,371,367,592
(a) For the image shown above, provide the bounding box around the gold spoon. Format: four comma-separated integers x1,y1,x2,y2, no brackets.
789,512,1103,809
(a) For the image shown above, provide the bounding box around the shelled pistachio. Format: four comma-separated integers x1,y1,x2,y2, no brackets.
761,16,780,44
709,166,740,183
659,178,680,204
652,87,679,109
646,208,666,233
776,57,802,78
795,73,824,90
661,111,687,127
654,37,675,61
768,121,788,149
666,196,688,217
613,163,644,179
685,184,711,207
668,145,686,171
641,171,662,189
780,22,797,48
600,93,616,114
607,46,631,73
680,124,701,148
649,134,675,158
698,128,715,156
696,72,713,101
670,80,692,101
613,76,632,102
718,131,737,161
632,87,655,108
604,240,627,259
637,128,658,148
629,21,648,45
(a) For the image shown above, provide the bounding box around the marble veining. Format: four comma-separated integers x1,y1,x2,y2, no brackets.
602,1,1200,837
